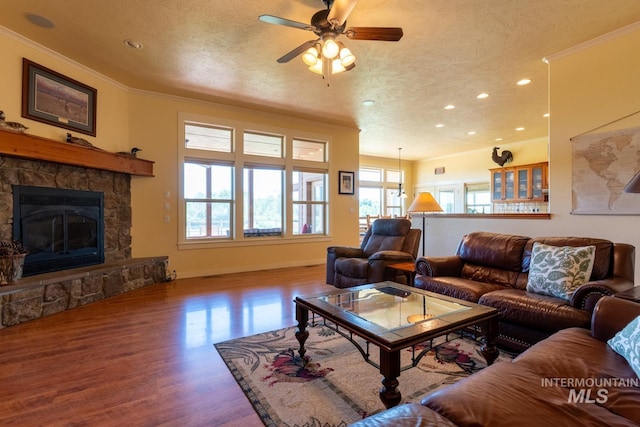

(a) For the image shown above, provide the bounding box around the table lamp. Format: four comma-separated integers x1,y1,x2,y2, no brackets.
407,192,443,256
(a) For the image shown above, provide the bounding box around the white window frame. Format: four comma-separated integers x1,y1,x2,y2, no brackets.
178,112,330,249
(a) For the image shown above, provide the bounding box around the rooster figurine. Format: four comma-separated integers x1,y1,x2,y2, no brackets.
492,147,513,167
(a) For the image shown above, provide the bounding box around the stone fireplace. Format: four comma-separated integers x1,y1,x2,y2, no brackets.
0,130,166,328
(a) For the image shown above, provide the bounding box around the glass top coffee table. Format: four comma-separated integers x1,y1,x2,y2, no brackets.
294,281,499,408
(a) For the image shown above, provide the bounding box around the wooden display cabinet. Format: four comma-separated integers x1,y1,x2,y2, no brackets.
491,162,547,202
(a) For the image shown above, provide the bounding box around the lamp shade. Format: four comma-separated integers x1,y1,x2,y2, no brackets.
407,192,443,213
624,171,640,193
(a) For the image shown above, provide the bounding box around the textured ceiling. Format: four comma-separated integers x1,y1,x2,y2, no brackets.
2,1,640,160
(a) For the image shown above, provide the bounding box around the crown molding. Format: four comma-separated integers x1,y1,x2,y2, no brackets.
544,21,640,63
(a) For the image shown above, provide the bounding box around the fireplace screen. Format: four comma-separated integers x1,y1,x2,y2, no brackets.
13,186,104,276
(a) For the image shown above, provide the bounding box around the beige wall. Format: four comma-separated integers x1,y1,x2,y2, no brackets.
1,28,361,279
414,23,640,284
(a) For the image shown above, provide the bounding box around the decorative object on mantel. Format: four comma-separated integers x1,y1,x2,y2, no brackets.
66,132,94,148
22,58,97,136
491,147,513,167
0,240,29,285
117,147,142,157
0,111,29,133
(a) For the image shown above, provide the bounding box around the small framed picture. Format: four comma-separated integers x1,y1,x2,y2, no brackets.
338,171,355,195
22,58,97,136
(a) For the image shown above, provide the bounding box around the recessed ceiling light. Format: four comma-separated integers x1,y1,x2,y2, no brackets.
435,124,445,128
517,79,532,86
477,93,489,99
25,13,55,28
515,127,525,131
362,100,375,106
444,104,455,110
495,138,503,141
467,131,476,135
124,39,144,49
543,113,550,117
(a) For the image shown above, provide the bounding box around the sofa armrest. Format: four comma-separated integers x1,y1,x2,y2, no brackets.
369,250,415,263
415,256,464,277
591,296,640,342
348,402,457,427
570,276,635,311
326,246,364,284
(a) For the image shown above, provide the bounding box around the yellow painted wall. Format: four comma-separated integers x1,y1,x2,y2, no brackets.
0,28,129,150
128,91,360,277
414,137,548,187
1,28,360,279
413,24,640,284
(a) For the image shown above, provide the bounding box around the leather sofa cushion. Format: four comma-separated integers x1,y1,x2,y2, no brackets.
415,276,504,302
522,237,613,280
422,357,637,427
457,231,529,271
479,289,590,332
349,402,456,427
461,263,520,288
512,327,640,424
335,257,368,279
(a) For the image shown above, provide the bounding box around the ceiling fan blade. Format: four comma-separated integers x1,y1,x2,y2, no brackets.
259,14,314,31
277,40,318,63
345,27,404,41
327,0,357,27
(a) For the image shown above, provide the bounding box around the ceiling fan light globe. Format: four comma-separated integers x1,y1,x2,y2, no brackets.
339,47,355,67
332,58,346,74
308,60,323,74
322,38,339,59
302,47,319,66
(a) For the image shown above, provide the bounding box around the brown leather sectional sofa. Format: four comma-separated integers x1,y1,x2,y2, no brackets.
413,232,635,351
350,296,640,426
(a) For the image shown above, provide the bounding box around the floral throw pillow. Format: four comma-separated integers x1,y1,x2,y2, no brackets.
608,315,640,378
525,242,596,300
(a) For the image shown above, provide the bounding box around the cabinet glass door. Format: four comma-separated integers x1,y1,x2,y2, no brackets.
518,169,529,199
492,171,502,200
505,170,514,200
531,166,543,199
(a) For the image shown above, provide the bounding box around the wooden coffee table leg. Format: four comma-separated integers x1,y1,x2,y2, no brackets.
379,349,401,408
295,304,309,359
479,316,499,365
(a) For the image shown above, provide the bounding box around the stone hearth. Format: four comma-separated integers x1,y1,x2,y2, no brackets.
0,257,168,328
0,133,167,328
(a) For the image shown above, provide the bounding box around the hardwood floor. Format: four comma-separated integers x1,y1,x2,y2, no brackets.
0,264,329,426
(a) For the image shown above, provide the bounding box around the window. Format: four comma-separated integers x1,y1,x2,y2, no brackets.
243,166,282,237
437,188,456,213
465,183,492,214
292,170,327,234
179,113,329,245
184,161,232,238
358,166,406,219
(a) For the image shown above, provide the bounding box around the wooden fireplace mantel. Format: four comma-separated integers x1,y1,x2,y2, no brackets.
0,129,154,176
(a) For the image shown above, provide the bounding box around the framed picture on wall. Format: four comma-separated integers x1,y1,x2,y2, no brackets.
22,58,97,136
339,171,355,195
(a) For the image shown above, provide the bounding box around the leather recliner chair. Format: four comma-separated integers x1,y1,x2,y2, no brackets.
326,218,421,288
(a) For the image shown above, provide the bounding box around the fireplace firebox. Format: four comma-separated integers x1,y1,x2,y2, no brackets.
12,185,105,276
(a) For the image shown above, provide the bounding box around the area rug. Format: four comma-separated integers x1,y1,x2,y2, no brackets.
215,323,513,427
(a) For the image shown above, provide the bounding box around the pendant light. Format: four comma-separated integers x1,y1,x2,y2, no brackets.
396,148,408,199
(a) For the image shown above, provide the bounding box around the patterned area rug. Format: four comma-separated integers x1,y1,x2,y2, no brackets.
215,324,513,427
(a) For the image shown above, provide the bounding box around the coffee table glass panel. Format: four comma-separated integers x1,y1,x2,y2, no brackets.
294,281,499,408
316,285,471,331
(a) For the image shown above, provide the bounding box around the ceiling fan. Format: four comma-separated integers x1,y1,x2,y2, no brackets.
259,0,403,78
